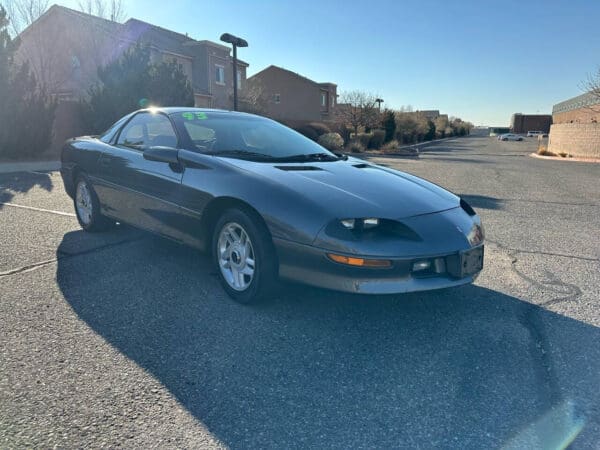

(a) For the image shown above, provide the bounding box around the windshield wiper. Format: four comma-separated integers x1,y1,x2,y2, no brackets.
277,152,340,162
206,150,274,161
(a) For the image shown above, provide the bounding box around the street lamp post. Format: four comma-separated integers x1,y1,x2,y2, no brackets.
375,98,384,112
220,33,248,111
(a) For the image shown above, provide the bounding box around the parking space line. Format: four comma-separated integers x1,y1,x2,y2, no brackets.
0,202,76,217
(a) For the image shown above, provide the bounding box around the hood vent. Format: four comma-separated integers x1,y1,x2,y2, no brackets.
353,163,371,169
275,165,323,171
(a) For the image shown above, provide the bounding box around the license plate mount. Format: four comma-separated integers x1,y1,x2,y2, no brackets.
459,246,484,277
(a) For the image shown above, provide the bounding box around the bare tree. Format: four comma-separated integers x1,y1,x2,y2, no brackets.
3,0,126,36
237,79,269,116
77,0,126,22
3,0,49,36
581,68,600,114
337,90,378,136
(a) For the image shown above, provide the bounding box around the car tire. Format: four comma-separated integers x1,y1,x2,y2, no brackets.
212,208,278,304
74,174,114,232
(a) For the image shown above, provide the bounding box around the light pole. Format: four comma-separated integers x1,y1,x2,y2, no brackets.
375,98,384,112
220,33,248,111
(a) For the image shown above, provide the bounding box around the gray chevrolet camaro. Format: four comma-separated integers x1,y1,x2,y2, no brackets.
61,107,484,303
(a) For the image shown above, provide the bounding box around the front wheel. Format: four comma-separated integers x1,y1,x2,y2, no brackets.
74,174,114,232
213,209,278,304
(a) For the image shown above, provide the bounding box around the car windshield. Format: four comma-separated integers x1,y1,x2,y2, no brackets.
171,111,338,161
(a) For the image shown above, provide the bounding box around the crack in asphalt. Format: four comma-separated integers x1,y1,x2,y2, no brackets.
517,301,563,408
508,255,583,307
485,243,573,408
486,239,584,306
0,236,145,279
0,202,76,217
0,258,58,277
502,248,598,262
500,198,599,208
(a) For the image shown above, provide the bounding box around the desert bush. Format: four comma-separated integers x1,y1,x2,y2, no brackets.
356,132,372,148
382,140,400,152
318,132,344,151
347,141,365,153
330,122,351,145
381,140,419,156
307,122,331,136
368,129,386,149
294,122,331,142
537,146,556,156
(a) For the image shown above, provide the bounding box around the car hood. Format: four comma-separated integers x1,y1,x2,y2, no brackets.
222,157,459,219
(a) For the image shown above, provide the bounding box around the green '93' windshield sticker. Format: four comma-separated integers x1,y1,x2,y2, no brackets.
182,112,208,120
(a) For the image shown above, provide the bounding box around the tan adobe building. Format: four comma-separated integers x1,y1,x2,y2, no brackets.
246,65,337,123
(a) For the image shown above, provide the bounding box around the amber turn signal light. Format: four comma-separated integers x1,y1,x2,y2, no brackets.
327,253,392,268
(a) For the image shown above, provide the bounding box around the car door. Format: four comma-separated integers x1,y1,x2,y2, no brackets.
95,112,195,241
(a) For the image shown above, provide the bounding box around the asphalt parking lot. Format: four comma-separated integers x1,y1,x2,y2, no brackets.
1,133,599,448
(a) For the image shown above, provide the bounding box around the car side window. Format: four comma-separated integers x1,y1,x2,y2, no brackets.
99,115,130,144
117,113,177,150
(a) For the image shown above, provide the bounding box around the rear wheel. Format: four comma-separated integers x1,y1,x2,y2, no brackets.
213,208,278,304
74,174,114,232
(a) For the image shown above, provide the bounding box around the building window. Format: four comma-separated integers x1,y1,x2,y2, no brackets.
215,65,225,85
236,70,242,88
321,92,327,107
274,93,280,104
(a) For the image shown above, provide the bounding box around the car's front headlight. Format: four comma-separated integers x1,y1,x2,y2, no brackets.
340,218,380,230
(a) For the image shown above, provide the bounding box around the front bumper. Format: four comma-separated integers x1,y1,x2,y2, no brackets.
274,238,482,294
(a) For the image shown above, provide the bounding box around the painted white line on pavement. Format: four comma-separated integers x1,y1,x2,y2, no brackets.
0,202,76,217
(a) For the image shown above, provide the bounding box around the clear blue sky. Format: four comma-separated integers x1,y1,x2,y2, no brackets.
57,0,600,126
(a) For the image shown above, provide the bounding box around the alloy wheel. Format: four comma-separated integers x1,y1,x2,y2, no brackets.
217,222,256,291
75,180,93,226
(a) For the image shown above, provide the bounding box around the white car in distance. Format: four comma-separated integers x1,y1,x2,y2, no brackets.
499,133,523,141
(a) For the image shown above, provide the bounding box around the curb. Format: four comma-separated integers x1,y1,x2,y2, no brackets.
529,153,600,164
0,160,61,174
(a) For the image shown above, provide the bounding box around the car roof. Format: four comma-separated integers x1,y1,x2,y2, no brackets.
136,107,258,118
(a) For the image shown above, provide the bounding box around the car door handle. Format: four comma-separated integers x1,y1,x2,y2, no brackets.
99,157,111,168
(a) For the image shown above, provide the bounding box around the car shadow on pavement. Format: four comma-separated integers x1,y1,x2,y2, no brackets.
460,194,504,211
0,171,53,208
55,231,599,448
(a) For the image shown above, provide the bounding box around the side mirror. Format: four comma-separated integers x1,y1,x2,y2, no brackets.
143,146,179,164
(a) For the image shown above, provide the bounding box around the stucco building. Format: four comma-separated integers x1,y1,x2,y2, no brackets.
246,65,338,123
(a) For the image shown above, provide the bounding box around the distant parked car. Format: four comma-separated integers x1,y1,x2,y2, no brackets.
499,134,523,141
527,131,543,137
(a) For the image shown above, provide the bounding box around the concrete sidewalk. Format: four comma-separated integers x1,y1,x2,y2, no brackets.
0,160,60,174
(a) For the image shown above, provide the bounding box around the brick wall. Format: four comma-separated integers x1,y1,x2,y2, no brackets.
548,123,600,158
553,107,599,124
